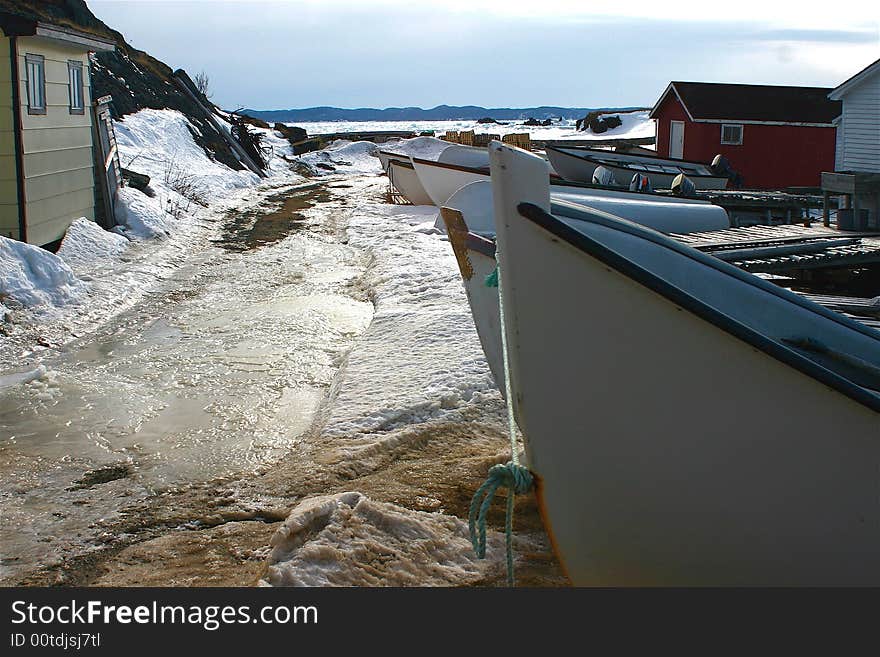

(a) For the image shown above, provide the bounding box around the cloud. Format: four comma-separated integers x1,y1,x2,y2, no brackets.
753,28,879,44
87,1,879,109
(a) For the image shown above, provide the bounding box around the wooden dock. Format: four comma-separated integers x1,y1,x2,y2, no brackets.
673,223,880,274
802,293,880,331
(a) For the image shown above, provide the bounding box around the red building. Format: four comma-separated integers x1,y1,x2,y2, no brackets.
650,82,841,189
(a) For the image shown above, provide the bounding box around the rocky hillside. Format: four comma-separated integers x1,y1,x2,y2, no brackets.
0,0,244,170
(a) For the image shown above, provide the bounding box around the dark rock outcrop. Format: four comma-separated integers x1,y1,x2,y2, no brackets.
274,124,308,143
577,111,624,133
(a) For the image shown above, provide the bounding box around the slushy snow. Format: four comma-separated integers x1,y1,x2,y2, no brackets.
261,491,506,586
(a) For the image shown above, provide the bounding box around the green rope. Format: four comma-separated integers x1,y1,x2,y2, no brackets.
485,266,498,288
469,259,534,586
468,462,534,585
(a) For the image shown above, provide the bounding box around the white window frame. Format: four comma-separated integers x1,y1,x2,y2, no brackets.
68,60,85,114
721,123,743,145
25,54,46,115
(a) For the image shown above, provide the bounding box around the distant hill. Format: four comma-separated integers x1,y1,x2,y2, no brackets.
241,105,646,123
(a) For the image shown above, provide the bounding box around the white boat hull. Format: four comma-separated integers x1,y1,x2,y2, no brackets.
490,142,880,585
378,150,409,173
422,162,729,232
388,160,434,205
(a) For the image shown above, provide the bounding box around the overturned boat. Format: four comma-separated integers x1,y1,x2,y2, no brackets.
488,142,880,585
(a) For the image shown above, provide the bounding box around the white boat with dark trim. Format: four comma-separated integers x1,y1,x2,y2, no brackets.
378,149,413,173
387,159,434,205
435,177,728,235
439,178,728,387
413,147,554,206
546,145,729,190
489,142,880,585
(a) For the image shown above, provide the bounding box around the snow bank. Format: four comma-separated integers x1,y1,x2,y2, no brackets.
380,135,450,160
114,108,260,198
298,140,381,175
114,186,179,241
0,235,86,311
261,491,504,586
57,218,129,273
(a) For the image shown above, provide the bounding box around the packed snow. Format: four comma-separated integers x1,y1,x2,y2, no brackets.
0,236,86,312
298,139,382,175
376,135,451,159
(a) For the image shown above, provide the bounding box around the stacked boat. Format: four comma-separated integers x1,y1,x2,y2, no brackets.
443,142,880,585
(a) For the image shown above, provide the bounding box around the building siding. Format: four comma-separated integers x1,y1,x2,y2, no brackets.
654,93,836,189
839,74,880,172
15,35,96,245
0,31,19,241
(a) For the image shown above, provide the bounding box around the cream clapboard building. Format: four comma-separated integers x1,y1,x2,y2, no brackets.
1,13,114,247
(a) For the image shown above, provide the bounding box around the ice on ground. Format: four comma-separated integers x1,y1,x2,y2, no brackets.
0,235,86,311
321,198,497,446
298,140,381,175
1,105,302,364
57,218,130,273
260,491,504,586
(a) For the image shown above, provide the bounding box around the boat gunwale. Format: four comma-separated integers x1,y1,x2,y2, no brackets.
411,156,490,175
547,143,718,169
546,144,727,181
516,201,880,415
388,159,416,171
419,156,719,203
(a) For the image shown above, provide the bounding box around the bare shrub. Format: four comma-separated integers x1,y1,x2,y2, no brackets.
194,70,212,100
161,155,209,219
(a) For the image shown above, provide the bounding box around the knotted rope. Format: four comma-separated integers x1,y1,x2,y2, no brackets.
468,259,534,586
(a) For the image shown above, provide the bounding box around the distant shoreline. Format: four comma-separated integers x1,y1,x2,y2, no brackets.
242,105,648,123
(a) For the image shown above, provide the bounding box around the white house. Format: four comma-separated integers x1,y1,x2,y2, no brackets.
830,58,880,173
821,59,880,229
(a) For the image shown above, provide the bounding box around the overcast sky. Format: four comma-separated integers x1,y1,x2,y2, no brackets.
88,0,879,111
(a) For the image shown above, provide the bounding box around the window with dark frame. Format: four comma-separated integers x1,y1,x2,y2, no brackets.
721,124,743,145
25,54,46,115
68,61,85,114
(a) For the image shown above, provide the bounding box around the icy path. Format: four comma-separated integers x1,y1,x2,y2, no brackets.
0,176,373,583
0,168,565,587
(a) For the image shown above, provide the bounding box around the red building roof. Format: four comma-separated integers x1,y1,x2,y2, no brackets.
650,81,841,126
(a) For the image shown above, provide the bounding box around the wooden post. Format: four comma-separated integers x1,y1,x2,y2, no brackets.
823,190,830,227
